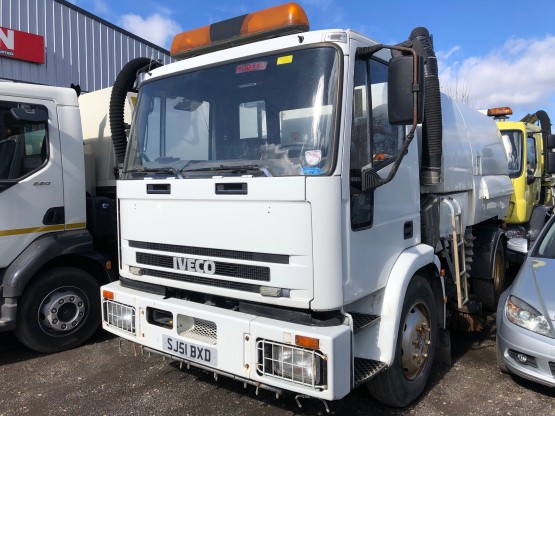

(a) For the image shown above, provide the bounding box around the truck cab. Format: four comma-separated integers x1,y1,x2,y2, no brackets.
498,118,543,224
490,107,555,262
101,2,515,407
0,83,118,352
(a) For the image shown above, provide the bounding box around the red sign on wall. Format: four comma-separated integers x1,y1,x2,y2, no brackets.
0,26,45,64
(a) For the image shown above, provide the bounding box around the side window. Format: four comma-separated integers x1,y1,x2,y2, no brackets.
350,59,370,178
350,58,373,230
350,57,406,231
0,102,48,181
500,130,523,178
527,136,537,177
369,59,403,167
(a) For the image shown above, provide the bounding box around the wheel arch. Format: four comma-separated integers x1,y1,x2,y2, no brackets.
2,230,113,298
470,223,506,280
376,244,443,367
414,263,446,329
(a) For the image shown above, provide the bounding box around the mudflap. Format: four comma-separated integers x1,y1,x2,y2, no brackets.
435,327,452,366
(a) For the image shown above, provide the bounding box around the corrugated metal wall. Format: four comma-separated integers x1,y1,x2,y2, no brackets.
0,0,171,91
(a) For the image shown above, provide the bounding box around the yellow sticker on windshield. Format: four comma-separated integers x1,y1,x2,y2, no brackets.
277,55,293,65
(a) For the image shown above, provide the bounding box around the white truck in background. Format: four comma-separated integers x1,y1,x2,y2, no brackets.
98,2,535,408
0,58,151,353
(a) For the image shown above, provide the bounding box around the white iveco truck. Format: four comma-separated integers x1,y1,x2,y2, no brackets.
101,3,513,407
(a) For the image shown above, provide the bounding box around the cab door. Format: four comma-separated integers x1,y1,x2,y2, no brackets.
0,97,63,269
344,40,420,301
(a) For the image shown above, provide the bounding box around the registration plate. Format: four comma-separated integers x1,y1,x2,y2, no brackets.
162,335,218,366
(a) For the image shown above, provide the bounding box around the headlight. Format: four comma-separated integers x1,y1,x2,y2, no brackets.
505,295,555,338
103,299,136,334
256,339,327,389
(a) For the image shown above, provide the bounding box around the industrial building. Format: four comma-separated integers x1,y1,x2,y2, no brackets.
0,0,171,91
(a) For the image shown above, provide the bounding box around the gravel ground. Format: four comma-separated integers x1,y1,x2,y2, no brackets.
1,315,555,415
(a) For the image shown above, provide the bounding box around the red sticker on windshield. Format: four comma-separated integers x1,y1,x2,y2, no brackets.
236,61,268,74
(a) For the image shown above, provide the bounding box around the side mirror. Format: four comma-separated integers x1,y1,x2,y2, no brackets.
388,55,425,125
10,106,48,123
546,134,555,150
354,43,423,191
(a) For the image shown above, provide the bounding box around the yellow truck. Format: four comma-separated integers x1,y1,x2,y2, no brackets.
489,107,555,262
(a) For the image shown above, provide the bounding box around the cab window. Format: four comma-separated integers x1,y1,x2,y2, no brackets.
349,57,404,230
369,59,403,167
500,130,523,178
527,136,537,177
0,101,48,182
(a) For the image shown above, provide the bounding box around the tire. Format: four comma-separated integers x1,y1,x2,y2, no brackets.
367,276,438,407
472,240,505,312
15,267,101,353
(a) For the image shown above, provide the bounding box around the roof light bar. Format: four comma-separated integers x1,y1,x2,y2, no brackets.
171,2,309,59
487,107,513,118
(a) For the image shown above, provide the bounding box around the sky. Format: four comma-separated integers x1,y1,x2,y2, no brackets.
74,0,555,120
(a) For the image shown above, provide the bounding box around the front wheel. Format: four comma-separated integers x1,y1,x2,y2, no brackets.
367,276,438,407
15,267,101,353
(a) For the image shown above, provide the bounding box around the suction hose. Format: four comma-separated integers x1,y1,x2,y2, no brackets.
536,110,552,176
110,57,163,168
409,27,443,184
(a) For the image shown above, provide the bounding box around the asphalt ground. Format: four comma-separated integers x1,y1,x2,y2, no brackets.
2,313,555,415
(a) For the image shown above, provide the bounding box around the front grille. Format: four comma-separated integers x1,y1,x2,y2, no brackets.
129,240,289,264
178,316,217,345
140,268,260,293
136,252,270,282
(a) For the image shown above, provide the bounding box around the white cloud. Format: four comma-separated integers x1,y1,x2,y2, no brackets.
93,1,110,16
437,45,461,64
439,35,555,116
119,13,181,49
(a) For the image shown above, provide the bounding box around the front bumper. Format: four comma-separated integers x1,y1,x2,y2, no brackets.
101,281,352,400
0,296,17,331
497,306,555,388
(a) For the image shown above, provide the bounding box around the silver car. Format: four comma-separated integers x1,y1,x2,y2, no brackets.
497,214,555,387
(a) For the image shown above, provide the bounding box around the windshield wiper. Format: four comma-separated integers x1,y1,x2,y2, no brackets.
127,166,184,179
181,163,272,177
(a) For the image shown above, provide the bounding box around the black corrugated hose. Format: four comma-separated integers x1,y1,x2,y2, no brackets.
535,110,552,174
109,57,163,167
409,27,443,179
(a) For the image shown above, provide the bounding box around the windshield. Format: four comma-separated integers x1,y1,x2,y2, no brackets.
123,46,340,179
500,129,524,179
535,217,555,259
